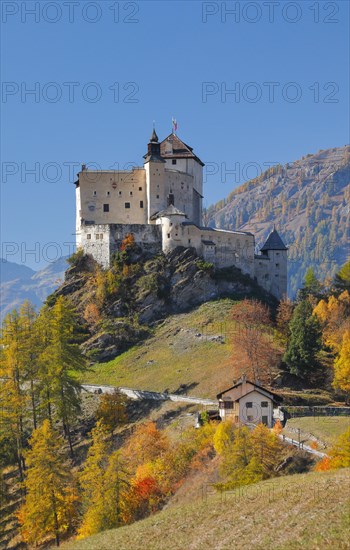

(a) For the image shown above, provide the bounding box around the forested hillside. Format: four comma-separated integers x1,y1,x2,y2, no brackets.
206,146,350,296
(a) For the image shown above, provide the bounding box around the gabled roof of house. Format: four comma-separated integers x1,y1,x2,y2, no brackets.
217,378,282,402
160,134,205,166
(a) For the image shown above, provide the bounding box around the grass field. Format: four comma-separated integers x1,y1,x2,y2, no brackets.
63,468,350,550
283,416,350,449
82,300,239,399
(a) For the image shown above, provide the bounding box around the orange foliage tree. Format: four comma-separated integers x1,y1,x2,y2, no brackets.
231,299,280,384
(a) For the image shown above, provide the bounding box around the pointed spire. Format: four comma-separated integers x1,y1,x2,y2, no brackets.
150,126,158,143
261,227,287,251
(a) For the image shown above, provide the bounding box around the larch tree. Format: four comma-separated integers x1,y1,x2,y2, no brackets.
18,420,77,547
19,300,40,429
78,421,111,538
333,330,350,394
96,389,128,434
0,310,27,481
37,296,87,456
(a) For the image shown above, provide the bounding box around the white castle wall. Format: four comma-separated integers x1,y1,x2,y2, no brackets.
157,215,255,276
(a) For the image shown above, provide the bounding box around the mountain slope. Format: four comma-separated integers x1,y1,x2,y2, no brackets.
63,468,350,550
0,257,67,320
207,146,350,296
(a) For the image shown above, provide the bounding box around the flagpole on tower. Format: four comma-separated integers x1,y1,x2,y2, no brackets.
172,116,177,135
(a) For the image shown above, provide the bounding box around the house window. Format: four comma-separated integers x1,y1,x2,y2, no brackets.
262,416,268,425
140,201,144,208
103,204,109,212
96,234,100,240
125,202,131,209
99,234,103,240
261,401,268,408
172,159,177,165
224,401,234,409
139,187,142,191
247,415,253,422
87,234,91,240
246,402,253,408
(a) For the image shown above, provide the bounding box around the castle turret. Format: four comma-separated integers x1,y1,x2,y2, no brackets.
144,127,166,223
255,227,288,300
155,205,187,253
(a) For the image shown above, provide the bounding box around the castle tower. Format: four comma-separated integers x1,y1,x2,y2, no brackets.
155,205,187,253
143,128,166,223
259,227,288,300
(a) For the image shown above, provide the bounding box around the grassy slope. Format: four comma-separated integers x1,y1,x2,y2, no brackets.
64,468,350,550
82,300,241,399
283,416,350,448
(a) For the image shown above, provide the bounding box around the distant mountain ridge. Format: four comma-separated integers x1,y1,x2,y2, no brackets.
0,257,67,320
206,146,350,296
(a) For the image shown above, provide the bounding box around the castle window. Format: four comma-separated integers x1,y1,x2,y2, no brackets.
125,202,131,209
87,234,91,240
167,233,170,238
188,239,191,244
119,191,122,196
130,191,133,196
275,274,279,277
140,201,144,208
96,234,100,240
106,191,110,196
170,223,173,226
100,234,103,240
156,195,159,199
172,159,177,165
103,204,109,212
276,263,279,268
93,191,97,196
139,187,142,191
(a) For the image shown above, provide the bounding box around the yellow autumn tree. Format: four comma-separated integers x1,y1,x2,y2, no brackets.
18,420,77,547
333,330,350,393
314,291,350,352
315,427,350,471
78,423,130,538
78,421,110,539
213,420,236,456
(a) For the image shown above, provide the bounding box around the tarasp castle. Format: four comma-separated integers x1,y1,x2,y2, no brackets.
75,129,288,300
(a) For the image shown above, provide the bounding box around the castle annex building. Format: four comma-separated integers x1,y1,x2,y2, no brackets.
75,130,287,300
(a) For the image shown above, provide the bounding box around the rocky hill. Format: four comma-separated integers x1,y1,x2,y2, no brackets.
0,257,67,321
53,247,276,364
206,146,350,297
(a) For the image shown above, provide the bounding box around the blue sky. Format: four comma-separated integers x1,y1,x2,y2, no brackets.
1,0,349,268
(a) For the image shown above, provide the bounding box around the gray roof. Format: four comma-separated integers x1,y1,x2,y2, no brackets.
152,205,187,219
260,229,287,251
202,240,216,246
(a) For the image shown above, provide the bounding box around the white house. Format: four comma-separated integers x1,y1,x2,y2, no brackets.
217,376,282,428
